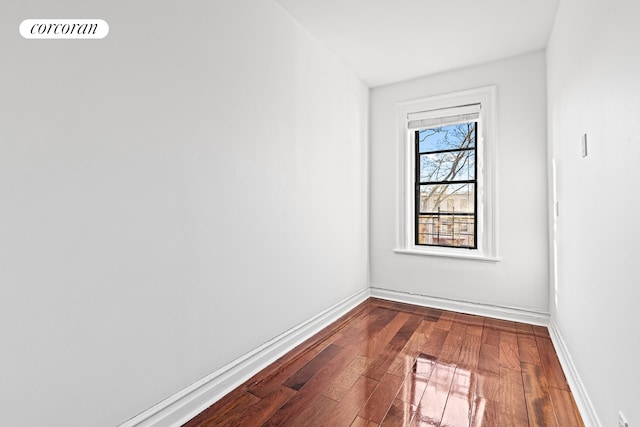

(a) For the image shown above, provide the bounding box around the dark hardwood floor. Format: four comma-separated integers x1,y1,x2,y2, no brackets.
183,298,584,426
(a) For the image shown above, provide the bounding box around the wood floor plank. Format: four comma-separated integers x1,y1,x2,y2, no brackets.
388,331,427,377
359,312,410,359
232,386,295,427
548,386,585,427
420,326,449,358
499,366,529,427
499,328,520,370
263,346,358,426
338,324,372,347
283,344,343,390
359,373,404,424
500,330,518,345
397,371,430,407
457,333,481,371
531,325,550,338
335,305,385,339
249,351,315,398
438,323,467,364
240,361,283,393
380,398,418,427
535,336,569,390
364,314,423,380
499,340,521,370
476,370,500,402
417,318,436,335
477,343,500,375
413,353,437,377
485,317,516,333
182,386,250,427
481,326,500,346
387,323,430,377
323,355,371,401
521,362,558,427
517,334,541,366
411,362,457,427
440,367,475,427
334,308,398,348
455,313,485,337
351,416,380,427
351,310,380,331
324,376,380,427
515,322,534,335
198,392,261,427
436,310,457,330
423,307,443,323
372,298,438,318
494,319,517,333
333,299,375,324
291,394,339,427
470,397,499,427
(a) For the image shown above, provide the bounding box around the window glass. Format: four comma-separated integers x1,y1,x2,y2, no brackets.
415,122,477,249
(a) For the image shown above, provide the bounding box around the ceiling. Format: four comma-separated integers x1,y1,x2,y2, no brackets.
274,0,560,87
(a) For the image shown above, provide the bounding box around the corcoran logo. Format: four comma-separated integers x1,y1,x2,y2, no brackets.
20,19,109,39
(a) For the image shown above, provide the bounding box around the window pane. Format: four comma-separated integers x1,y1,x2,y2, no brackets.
418,122,476,153
417,214,475,248
418,184,474,213
419,150,475,183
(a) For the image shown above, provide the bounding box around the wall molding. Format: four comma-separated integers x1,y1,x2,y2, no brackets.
548,319,602,427
370,287,550,325
118,287,370,427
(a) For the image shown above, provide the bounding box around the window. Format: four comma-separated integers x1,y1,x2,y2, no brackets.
394,86,498,261
416,121,477,249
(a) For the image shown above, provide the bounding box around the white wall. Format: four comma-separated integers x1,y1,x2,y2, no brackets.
0,1,368,426
547,0,640,425
370,51,549,313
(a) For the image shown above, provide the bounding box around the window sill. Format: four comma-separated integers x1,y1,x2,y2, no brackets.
393,248,500,263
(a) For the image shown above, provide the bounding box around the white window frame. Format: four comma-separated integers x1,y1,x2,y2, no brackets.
394,86,499,262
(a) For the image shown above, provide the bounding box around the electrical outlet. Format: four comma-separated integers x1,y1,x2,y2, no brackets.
618,411,629,427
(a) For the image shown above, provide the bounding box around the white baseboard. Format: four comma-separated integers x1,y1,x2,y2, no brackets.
370,287,550,326
548,319,602,427
118,287,370,427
